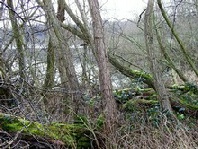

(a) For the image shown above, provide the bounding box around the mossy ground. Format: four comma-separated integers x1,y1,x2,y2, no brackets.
0,113,91,148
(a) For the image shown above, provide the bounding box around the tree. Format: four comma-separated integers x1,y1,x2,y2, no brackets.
43,36,55,89
7,0,26,81
0,0,6,79
157,0,198,77
88,0,118,147
144,0,172,112
37,0,81,115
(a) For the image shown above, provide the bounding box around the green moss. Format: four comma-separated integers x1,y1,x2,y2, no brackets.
0,113,90,148
123,99,159,112
179,99,198,110
96,114,105,130
131,70,153,80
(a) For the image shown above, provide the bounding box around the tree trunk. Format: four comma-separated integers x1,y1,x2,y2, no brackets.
0,0,6,79
7,0,26,81
43,36,55,89
88,0,118,148
157,0,198,77
108,53,155,89
37,0,81,115
155,27,188,83
144,0,172,113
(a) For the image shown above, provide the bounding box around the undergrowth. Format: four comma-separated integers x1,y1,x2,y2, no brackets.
112,113,198,149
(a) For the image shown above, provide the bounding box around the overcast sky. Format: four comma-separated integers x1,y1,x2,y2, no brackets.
101,0,147,20
0,0,147,28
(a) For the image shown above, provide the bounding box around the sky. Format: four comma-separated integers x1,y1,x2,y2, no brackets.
0,0,148,28
101,0,147,20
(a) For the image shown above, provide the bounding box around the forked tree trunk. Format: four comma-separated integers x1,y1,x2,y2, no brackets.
88,0,118,148
37,0,81,115
144,0,172,113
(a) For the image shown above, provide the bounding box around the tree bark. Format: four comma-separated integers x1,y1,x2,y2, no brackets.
43,36,55,89
37,0,81,114
0,0,6,79
144,0,172,112
7,0,26,81
88,0,118,148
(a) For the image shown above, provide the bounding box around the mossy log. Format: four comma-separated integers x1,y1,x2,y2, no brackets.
123,98,159,112
168,83,198,95
121,98,198,118
114,87,198,117
114,87,156,103
108,53,155,89
171,98,198,117
0,113,91,148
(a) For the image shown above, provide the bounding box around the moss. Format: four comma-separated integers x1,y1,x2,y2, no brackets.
170,83,198,95
179,99,198,110
123,99,159,112
108,54,155,89
0,113,90,148
131,70,153,80
96,114,105,130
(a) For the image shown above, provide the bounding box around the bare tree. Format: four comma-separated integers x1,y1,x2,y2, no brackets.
157,0,198,77
88,0,118,148
7,0,26,81
37,0,81,115
144,0,172,112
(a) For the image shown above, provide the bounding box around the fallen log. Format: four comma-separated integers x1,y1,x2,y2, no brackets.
108,53,155,89
114,87,198,118
0,113,92,148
